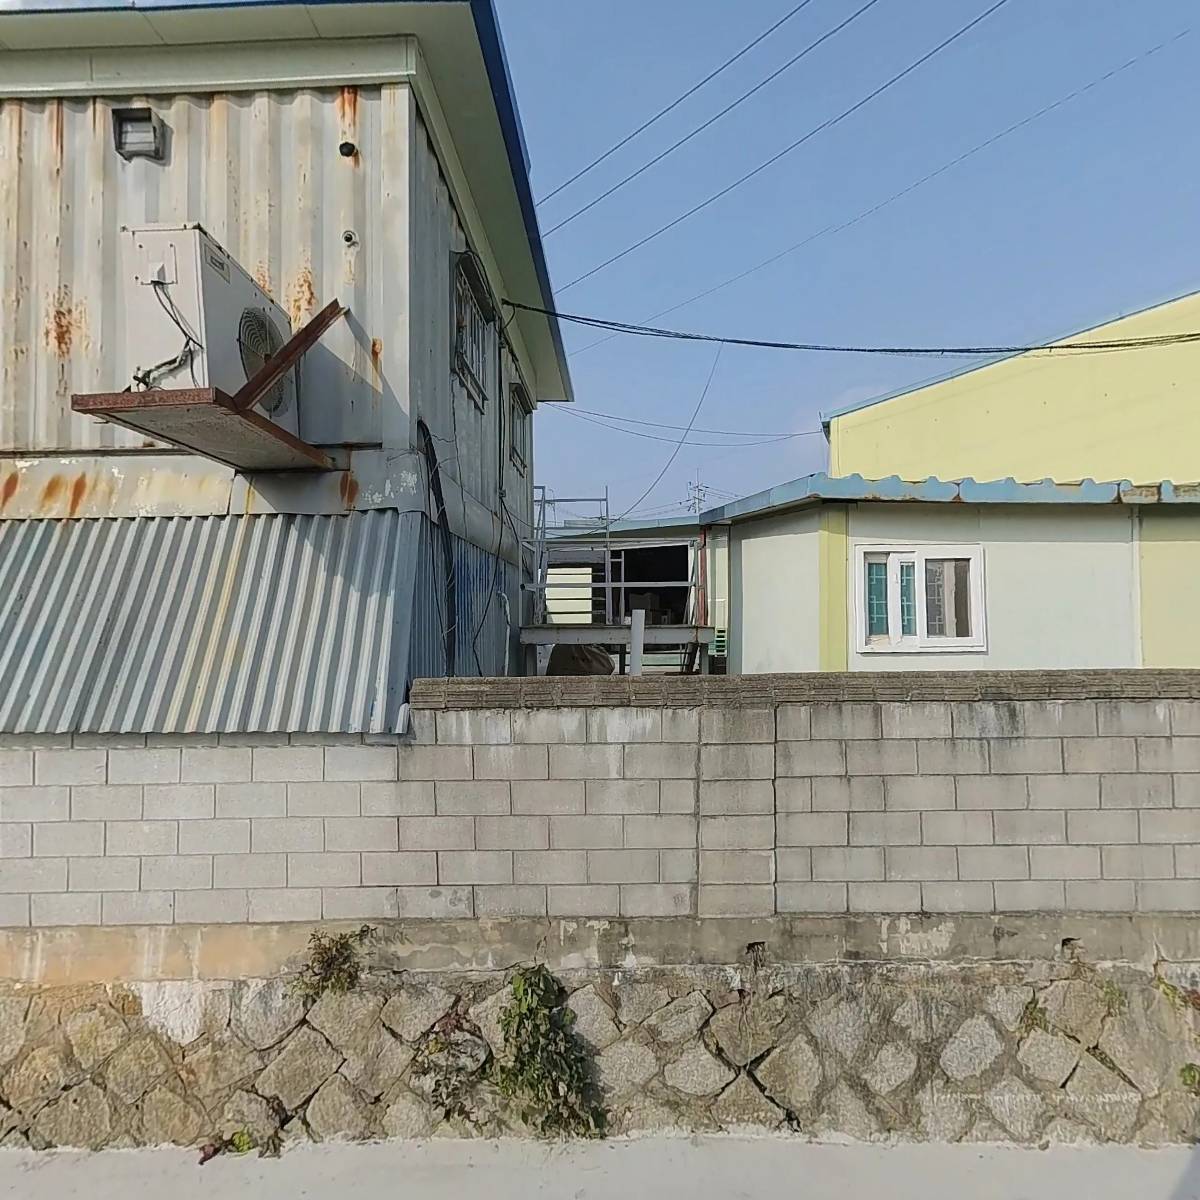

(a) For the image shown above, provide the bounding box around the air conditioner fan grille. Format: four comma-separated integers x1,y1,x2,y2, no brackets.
237,307,288,413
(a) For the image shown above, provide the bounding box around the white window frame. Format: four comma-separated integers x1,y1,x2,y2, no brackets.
509,377,532,474
853,543,987,654
453,256,494,410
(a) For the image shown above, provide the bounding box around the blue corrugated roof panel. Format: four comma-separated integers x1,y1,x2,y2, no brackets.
699,473,1200,525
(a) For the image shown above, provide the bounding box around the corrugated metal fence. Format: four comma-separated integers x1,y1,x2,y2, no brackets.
0,507,516,733
409,516,514,684
0,510,413,732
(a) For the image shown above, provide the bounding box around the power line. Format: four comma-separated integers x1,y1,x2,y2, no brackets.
536,1,816,206
569,31,1190,357
558,0,1013,292
555,404,805,447
508,299,1200,357
543,0,885,237
614,345,724,522
570,407,812,437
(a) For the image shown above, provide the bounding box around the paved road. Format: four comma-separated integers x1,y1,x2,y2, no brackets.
5,1138,1200,1199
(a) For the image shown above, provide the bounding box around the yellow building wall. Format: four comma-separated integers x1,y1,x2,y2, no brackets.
1139,511,1200,668
818,506,849,670
828,292,1200,484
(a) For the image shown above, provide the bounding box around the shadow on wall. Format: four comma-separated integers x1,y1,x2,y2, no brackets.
298,310,386,447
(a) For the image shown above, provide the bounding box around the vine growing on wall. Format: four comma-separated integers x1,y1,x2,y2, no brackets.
493,964,606,1138
291,925,375,1002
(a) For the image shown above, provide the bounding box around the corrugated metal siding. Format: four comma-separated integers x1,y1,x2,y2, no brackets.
0,509,414,732
410,113,493,507
0,84,410,452
409,514,514,682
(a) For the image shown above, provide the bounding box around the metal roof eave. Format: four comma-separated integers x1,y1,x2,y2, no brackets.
0,0,574,404
699,473,1200,526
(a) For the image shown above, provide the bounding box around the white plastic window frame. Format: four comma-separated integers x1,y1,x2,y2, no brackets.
853,543,987,654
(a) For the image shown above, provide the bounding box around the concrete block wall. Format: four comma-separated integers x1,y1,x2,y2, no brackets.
4,676,1200,924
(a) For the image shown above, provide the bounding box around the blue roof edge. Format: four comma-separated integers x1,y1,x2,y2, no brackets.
468,0,573,403
699,473,1200,525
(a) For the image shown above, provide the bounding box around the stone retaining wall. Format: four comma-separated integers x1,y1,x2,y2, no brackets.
3,947,1200,1150
5,673,1200,924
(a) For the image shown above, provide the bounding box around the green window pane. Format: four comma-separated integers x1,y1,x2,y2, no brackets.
900,561,916,636
866,561,888,637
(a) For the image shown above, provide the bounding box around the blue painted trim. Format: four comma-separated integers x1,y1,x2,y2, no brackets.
699,472,1200,525
1,0,573,403
467,0,572,402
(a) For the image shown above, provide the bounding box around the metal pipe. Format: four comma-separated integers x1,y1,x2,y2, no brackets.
629,609,646,677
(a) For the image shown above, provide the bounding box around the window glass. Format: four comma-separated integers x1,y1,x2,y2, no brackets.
455,266,491,402
510,387,530,469
925,558,972,638
866,560,888,637
856,546,984,653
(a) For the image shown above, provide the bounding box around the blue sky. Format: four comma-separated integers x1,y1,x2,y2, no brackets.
495,0,1199,516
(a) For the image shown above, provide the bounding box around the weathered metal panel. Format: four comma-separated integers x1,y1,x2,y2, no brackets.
0,84,411,453
408,110,534,525
408,513,515,682
0,509,414,732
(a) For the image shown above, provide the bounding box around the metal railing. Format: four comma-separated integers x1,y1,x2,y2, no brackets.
523,488,703,627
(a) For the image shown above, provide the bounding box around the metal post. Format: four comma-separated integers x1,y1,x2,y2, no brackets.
603,487,613,624
629,609,646,677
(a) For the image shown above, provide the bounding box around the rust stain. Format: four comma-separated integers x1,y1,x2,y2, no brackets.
253,265,274,300
0,473,17,512
39,474,66,510
44,287,89,358
336,86,359,129
338,472,359,508
285,266,317,328
370,337,383,376
51,99,64,171
68,472,87,517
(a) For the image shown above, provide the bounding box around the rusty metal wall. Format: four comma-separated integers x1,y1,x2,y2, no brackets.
0,509,415,733
0,84,409,453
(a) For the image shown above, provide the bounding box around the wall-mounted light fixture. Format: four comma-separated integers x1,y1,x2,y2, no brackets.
112,106,166,162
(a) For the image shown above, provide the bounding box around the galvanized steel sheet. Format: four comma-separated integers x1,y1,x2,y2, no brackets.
0,509,413,732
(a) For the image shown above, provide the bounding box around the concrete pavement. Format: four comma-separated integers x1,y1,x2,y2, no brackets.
5,1138,1200,1199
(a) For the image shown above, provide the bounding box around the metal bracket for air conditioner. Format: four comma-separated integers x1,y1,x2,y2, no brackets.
72,300,347,472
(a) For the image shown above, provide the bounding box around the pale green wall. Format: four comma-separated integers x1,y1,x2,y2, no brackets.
1140,511,1200,667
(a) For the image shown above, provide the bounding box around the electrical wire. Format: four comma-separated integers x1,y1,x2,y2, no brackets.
568,31,1191,357
536,0,816,206
570,408,808,437
558,0,1013,292
543,0,884,237
133,281,204,389
506,299,1200,358
614,344,724,523
554,405,814,447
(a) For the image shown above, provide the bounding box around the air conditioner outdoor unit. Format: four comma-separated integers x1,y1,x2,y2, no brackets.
121,223,299,435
